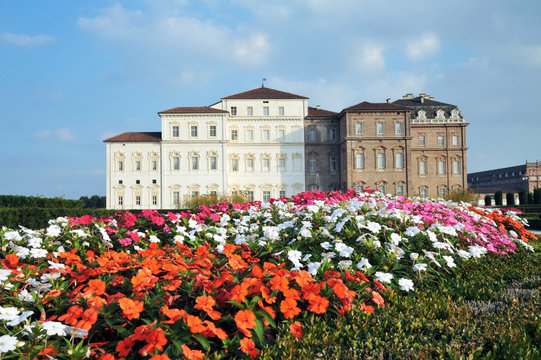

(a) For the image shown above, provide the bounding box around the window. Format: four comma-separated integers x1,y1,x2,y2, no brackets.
118,180,123,184
246,129,254,141
231,107,237,116
191,191,199,197
308,128,316,141
231,129,238,141
263,191,271,202
356,185,364,192
263,158,270,171
452,135,459,146
192,157,199,170
439,188,446,197
136,196,141,205
247,191,254,202
136,180,140,185
438,160,446,174
278,129,285,141
377,153,385,169
395,122,403,135
263,129,270,141
329,128,336,140
136,161,141,171
173,157,180,170
118,196,123,206
420,188,427,197
247,158,254,171
172,126,179,137
396,185,404,196
356,153,364,169
395,152,404,169
279,158,286,171
209,125,217,137
355,122,363,135
377,122,384,135
377,185,386,193
438,135,445,147
210,191,217,196
420,160,427,175
210,156,217,170
453,160,460,174
309,157,316,172
173,191,180,205
419,135,426,147
152,196,157,205
191,125,198,137
329,156,337,173
152,161,157,171
152,179,157,184
232,159,239,171
263,106,269,116
247,106,253,116
118,161,124,171
279,190,286,198
279,106,284,116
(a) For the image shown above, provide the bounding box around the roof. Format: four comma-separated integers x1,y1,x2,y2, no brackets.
158,106,228,115
222,86,308,100
307,106,338,117
104,132,162,142
394,96,459,119
343,101,409,112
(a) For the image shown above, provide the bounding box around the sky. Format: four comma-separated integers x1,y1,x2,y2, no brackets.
1,0,540,199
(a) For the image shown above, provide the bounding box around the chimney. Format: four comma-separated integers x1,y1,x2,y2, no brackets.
316,105,321,110
403,93,414,99
386,98,391,103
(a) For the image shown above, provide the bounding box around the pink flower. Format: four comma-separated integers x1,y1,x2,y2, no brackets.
119,237,132,247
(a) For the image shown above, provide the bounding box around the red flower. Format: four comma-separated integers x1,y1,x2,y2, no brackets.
361,302,375,314
141,328,167,355
99,354,115,360
289,321,303,338
240,338,259,359
58,305,83,326
280,297,301,319
115,337,135,357
75,308,98,331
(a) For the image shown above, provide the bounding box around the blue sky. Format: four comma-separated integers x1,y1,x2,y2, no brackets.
1,0,540,199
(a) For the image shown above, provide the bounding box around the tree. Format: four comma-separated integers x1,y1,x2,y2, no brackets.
484,195,492,206
519,189,529,205
535,188,541,204
494,191,503,206
506,192,515,206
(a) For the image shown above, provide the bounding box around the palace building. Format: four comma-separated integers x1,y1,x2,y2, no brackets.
105,87,468,209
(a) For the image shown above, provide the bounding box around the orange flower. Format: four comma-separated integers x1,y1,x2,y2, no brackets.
141,328,167,355
373,279,388,291
186,315,206,334
235,309,257,336
301,283,322,301
240,337,259,359
307,295,329,314
203,320,228,340
371,291,385,307
118,297,144,320
289,321,303,338
257,300,276,322
149,355,170,360
99,354,115,360
131,268,159,292
360,302,375,314
194,295,216,313
86,279,106,296
87,296,106,311
260,286,276,304
161,306,186,324
269,275,289,292
3,254,19,269
229,284,249,303
116,338,135,358
58,305,83,326
181,344,205,360
280,297,301,319
75,308,98,331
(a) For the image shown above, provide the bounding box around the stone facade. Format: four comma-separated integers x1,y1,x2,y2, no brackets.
468,161,541,194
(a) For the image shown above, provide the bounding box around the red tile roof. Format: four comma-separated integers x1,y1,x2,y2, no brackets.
104,132,162,142
343,101,409,112
307,106,338,117
158,106,228,114
222,86,308,100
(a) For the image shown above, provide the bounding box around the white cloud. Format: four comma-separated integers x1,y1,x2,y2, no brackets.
406,33,441,61
0,32,55,47
350,43,386,75
35,129,76,141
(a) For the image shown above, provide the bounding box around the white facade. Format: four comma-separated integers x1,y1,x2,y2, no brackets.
105,87,307,209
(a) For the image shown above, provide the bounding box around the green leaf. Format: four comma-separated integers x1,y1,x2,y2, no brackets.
253,318,266,347
225,300,245,309
193,334,211,351
256,310,276,329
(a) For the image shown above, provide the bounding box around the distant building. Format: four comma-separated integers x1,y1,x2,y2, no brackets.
468,161,541,194
105,88,469,209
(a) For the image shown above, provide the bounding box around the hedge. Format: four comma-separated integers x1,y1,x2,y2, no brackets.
0,195,83,209
0,208,116,229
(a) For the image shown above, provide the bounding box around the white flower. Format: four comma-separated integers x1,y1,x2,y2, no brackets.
0,269,12,282
426,230,437,242
321,252,336,261
390,233,402,245
375,271,393,283
47,261,65,270
263,226,280,241
173,235,184,244
335,243,354,258
15,246,30,259
7,311,33,326
356,258,372,270
366,222,382,234
18,289,35,303
442,255,456,268
468,245,487,258
42,321,67,336
320,242,333,250
30,248,48,259
372,240,381,248
410,252,419,261
41,272,61,283
0,334,18,354
302,254,312,262
307,262,321,275
398,278,414,292
413,263,428,272
46,225,61,237
405,227,421,237
27,237,43,248
433,241,450,250
65,326,88,339
0,307,20,321
4,231,22,241
509,230,518,238
149,235,160,243
457,250,472,259
299,227,312,238
338,260,352,270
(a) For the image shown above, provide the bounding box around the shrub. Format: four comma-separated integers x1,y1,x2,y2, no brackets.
0,207,116,229
444,189,479,203
535,188,541,204
484,195,492,206
80,195,106,208
495,191,503,206
519,190,529,205
506,192,515,206
0,195,82,208
183,192,251,209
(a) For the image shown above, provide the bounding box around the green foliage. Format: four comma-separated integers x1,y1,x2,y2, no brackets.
79,195,106,208
535,189,541,204
0,208,116,229
182,192,251,209
444,188,479,203
0,195,82,208
520,190,530,205
485,195,492,206
495,191,503,206
506,192,515,206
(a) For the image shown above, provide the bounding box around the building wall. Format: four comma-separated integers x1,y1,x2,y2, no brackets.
468,162,540,194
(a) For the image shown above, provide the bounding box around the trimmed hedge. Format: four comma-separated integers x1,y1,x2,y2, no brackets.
0,208,117,229
0,195,83,209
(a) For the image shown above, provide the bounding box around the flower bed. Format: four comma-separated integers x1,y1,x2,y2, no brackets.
0,190,536,359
